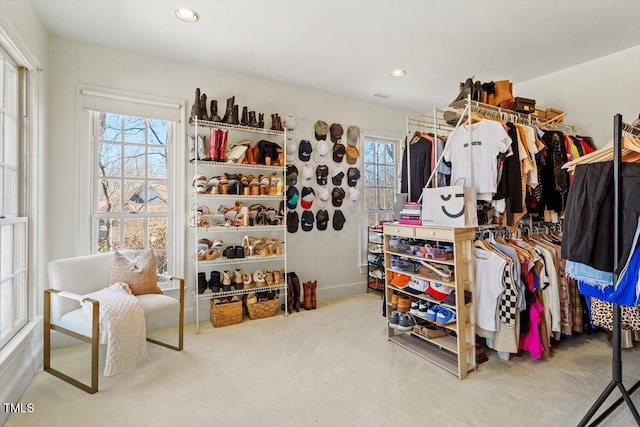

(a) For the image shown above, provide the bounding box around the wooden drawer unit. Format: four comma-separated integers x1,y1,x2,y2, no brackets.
415,227,454,242
384,224,415,238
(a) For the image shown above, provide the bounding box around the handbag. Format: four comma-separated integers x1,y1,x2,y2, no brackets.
420,181,478,227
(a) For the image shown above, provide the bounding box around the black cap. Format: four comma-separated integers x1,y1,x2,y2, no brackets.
301,210,314,231
332,170,344,185
333,209,346,230
316,164,329,186
287,211,299,233
331,187,345,207
299,140,312,162
286,186,299,209
330,123,344,143
333,142,345,163
286,165,298,186
316,209,329,230
347,167,360,187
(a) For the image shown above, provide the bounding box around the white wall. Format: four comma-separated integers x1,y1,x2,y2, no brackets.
47,36,411,321
0,1,48,425
515,45,640,146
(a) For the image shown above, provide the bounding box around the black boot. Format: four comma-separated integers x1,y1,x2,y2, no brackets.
209,271,221,293
449,77,474,107
248,111,258,127
199,93,209,120
240,106,249,126
258,113,265,128
291,272,301,312
232,104,240,125
190,88,201,122
221,96,235,123
210,100,221,122
198,272,208,294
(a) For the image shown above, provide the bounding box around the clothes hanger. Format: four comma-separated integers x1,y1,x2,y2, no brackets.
563,136,640,171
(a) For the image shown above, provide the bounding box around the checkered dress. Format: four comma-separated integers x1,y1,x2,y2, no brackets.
499,263,518,327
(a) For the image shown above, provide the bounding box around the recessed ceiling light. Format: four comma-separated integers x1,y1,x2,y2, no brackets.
175,8,199,23
390,69,406,77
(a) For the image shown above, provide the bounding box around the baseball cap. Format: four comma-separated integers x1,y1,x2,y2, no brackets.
331,187,345,207
286,186,299,209
317,187,330,208
331,168,344,185
286,139,298,158
316,209,329,230
299,140,312,162
316,164,329,185
332,209,346,230
346,145,359,165
330,123,344,143
316,140,330,161
301,164,314,182
287,211,299,233
314,120,329,141
348,187,361,207
332,142,345,163
301,210,314,231
347,125,360,146
300,187,315,209
284,115,296,132
286,165,298,186
425,282,453,301
347,167,360,187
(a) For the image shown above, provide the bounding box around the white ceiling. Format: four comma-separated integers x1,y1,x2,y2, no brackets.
31,0,640,112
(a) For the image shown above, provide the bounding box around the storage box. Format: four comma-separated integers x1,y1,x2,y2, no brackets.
512,97,536,114
545,108,565,121
533,108,546,119
210,300,243,327
246,299,278,320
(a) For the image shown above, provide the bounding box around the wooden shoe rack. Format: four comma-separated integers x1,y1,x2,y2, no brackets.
384,224,476,379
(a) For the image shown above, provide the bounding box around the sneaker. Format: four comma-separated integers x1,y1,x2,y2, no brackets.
426,304,444,322
436,307,456,325
409,301,420,315
389,310,401,329
397,313,416,332
418,301,431,317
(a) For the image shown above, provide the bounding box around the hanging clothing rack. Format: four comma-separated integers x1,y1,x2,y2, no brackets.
579,115,640,426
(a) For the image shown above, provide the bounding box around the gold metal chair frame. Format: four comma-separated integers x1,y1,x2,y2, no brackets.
43,276,185,394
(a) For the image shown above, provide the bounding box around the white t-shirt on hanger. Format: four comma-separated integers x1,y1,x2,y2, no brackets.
474,247,507,332
443,119,512,201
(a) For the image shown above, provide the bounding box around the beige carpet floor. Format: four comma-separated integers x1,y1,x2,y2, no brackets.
5,293,640,427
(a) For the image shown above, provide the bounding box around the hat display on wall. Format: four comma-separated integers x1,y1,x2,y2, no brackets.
332,142,346,163
301,164,314,182
301,210,314,231
287,211,299,233
331,187,345,207
316,164,329,185
314,120,329,141
286,165,298,186
317,187,330,208
286,186,299,209
300,187,315,209
332,209,346,230
299,140,312,161
315,139,330,161
330,123,344,143
346,145,359,165
316,209,329,230
346,125,360,146
347,167,360,187
331,168,345,185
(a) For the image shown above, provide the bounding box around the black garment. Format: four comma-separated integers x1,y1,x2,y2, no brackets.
561,162,640,273
538,130,570,212
494,122,524,225
400,136,432,202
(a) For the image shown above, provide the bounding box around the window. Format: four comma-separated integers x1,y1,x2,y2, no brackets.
92,112,172,275
0,48,28,349
364,137,398,226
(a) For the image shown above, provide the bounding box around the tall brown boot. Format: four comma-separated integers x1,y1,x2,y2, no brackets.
284,273,294,314
291,273,301,312
302,281,312,310
311,280,317,309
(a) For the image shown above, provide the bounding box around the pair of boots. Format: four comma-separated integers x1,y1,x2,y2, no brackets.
302,281,317,310
239,106,259,127
285,272,301,313
197,271,221,294
190,88,222,122
209,128,228,162
271,114,284,131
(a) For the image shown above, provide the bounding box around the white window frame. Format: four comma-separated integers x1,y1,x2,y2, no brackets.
78,86,185,286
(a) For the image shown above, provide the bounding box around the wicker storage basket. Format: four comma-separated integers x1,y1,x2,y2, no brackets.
246,299,278,320
210,300,243,327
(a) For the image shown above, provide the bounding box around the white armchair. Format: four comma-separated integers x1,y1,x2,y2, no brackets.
44,250,184,393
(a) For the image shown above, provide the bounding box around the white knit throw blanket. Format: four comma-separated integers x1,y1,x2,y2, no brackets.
82,283,147,376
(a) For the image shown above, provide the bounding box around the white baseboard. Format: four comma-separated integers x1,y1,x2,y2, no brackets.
0,320,43,426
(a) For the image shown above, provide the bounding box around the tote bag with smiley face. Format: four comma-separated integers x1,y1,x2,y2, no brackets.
420,183,478,227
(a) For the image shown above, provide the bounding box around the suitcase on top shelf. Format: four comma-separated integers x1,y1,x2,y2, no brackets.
512,97,536,114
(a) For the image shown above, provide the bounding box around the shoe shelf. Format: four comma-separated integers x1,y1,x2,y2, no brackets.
195,225,285,233
367,225,386,294
195,254,286,267
194,194,284,201
193,160,284,171
195,283,286,300
384,223,476,380
191,119,284,136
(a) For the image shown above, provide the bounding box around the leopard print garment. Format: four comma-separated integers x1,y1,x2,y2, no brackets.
590,297,640,331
